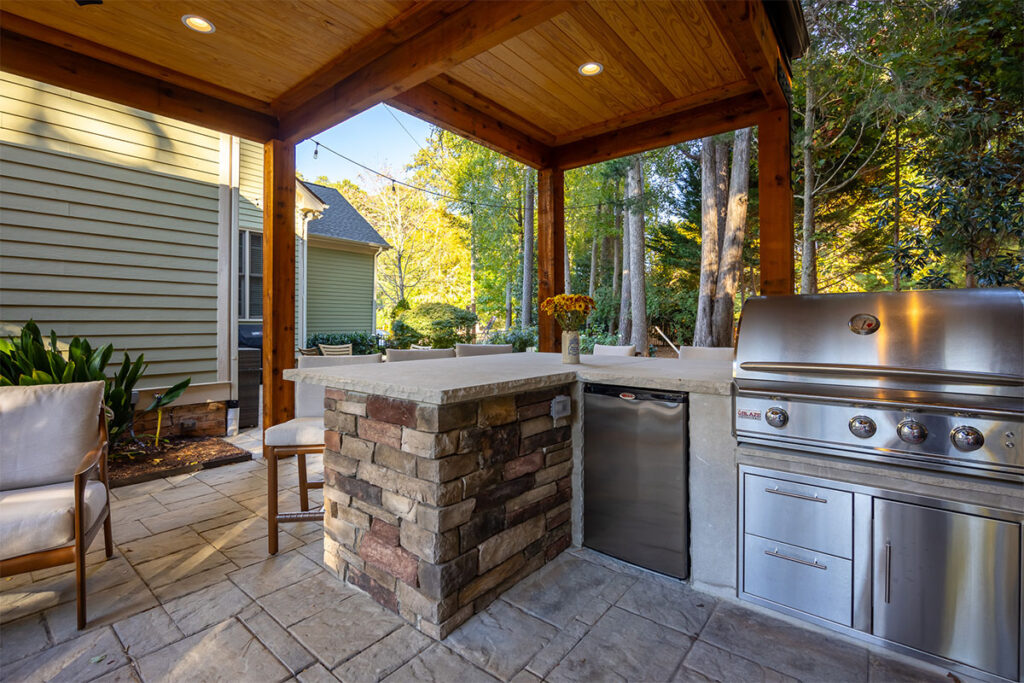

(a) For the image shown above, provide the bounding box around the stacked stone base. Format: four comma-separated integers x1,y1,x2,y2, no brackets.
321,385,573,639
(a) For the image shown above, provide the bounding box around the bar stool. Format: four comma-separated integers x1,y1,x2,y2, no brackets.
265,353,381,554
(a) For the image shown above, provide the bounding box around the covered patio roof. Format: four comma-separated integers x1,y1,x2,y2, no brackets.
0,0,807,426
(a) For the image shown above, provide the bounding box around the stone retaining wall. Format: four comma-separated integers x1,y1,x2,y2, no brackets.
321,384,573,638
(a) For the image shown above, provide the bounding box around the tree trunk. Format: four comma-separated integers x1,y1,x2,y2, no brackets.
893,122,901,292
711,127,752,347
612,197,621,303
588,211,599,299
521,170,534,328
627,156,647,356
694,137,720,347
505,281,512,329
617,183,632,345
800,67,818,295
714,138,730,255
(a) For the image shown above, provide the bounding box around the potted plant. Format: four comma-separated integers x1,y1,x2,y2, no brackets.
540,294,596,364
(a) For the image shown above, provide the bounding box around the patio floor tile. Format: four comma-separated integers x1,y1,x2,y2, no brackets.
382,643,499,683
132,543,232,589
2,625,128,683
111,606,183,658
445,599,558,681
161,580,253,635
135,618,290,683
617,574,717,636
222,531,303,567
547,606,693,683
257,570,358,627
44,575,158,644
239,604,317,674
290,595,404,669
150,481,217,506
0,612,50,665
298,662,341,683
523,618,589,679
680,640,797,683
332,624,432,683
141,497,245,534
502,553,622,628
227,549,321,599
92,664,142,682
118,527,206,565
699,600,868,682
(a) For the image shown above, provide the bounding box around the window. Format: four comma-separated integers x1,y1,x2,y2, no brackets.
238,229,263,320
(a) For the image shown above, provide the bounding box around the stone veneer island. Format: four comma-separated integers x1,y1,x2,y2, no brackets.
286,352,735,640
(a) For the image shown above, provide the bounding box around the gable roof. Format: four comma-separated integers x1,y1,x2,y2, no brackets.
301,180,390,248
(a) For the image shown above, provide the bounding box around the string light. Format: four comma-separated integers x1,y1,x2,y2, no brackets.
307,137,654,212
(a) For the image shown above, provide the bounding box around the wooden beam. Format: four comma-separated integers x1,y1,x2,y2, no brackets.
705,0,788,110
537,168,565,353
262,140,297,429
758,108,794,295
279,1,572,143
429,75,557,146
554,91,767,170
0,28,278,142
389,84,552,168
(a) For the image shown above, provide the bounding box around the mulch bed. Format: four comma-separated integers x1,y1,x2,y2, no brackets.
109,436,252,487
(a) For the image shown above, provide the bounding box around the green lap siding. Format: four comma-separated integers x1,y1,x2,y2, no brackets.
306,246,375,334
0,72,221,389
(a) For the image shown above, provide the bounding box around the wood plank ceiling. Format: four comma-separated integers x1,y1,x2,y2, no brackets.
0,0,799,169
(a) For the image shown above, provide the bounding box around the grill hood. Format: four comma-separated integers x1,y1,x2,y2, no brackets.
734,288,1024,404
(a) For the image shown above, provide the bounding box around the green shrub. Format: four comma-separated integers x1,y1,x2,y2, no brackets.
486,326,537,352
580,330,620,354
393,303,478,349
0,321,190,447
306,331,379,355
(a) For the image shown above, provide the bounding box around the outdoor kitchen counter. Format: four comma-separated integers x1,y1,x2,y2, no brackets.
284,351,733,403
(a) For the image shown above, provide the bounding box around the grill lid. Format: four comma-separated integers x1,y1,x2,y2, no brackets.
734,288,1024,400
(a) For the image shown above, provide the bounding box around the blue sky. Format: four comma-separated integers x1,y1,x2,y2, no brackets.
296,104,432,187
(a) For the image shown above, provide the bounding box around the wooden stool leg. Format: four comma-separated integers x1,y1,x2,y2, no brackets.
75,535,87,630
298,453,309,511
267,445,279,555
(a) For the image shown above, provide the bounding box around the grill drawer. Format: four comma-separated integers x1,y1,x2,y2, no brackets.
744,473,853,558
744,534,853,626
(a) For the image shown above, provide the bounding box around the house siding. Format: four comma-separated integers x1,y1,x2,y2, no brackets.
306,245,375,334
0,72,221,388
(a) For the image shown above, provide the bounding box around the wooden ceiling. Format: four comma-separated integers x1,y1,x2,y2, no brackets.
0,0,805,169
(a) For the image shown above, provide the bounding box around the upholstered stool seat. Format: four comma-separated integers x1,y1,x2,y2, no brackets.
264,417,325,447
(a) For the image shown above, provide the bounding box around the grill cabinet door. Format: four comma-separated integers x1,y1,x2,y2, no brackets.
873,499,1021,680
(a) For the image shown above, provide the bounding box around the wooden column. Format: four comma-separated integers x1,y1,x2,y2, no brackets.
262,139,296,428
536,168,565,353
758,108,795,295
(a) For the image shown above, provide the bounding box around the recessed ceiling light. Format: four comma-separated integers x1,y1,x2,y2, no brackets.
182,14,215,34
578,61,603,76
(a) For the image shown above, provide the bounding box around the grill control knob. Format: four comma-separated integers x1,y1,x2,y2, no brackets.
951,426,984,452
765,407,788,428
897,420,928,444
849,415,877,439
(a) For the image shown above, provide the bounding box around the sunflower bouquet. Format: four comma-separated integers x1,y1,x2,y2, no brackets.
540,294,596,332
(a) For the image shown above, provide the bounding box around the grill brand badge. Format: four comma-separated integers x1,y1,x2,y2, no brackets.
737,409,762,420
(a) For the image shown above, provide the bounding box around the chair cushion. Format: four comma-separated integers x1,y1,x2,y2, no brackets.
0,381,105,490
0,480,108,560
293,354,381,418
264,417,325,447
455,344,514,357
592,344,636,356
386,348,456,362
677,346,734,361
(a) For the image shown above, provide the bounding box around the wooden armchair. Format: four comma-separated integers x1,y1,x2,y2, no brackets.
0,381,113,630
318,343,352,356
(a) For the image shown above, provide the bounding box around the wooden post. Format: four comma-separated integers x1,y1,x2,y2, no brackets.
537,168,565,352
758,108,794,295
262,139,296,429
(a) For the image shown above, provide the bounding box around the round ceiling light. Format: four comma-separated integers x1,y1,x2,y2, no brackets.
578,61,603,76
182,14,215,33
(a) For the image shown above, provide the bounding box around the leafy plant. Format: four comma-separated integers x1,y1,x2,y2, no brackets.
146,378,191,446
306,331,379,355
393,303,478,349
580,331,619,354
0,321,189,448
486,326,537,352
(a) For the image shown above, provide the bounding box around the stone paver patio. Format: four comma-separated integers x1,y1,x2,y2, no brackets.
1,446,953,683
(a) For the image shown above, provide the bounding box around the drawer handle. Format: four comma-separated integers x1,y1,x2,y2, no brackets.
765,486,827,504
765,548,828,570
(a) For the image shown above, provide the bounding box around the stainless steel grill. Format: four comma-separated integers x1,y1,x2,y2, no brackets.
733,288,1024,481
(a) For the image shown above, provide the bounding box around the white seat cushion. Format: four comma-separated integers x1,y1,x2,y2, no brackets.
264,417,325,447
592,344,636,356
0,480,108,560
386,348,456,362
293,354,382,418
455,343,514,357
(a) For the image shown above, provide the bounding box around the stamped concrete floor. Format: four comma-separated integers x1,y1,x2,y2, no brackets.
1,454,954,683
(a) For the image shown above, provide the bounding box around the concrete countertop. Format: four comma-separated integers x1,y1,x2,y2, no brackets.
284,352,734,404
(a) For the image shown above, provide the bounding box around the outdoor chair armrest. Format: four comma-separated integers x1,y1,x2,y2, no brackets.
74,440,108,481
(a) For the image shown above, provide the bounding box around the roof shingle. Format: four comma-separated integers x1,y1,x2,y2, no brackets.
302,181,390,248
